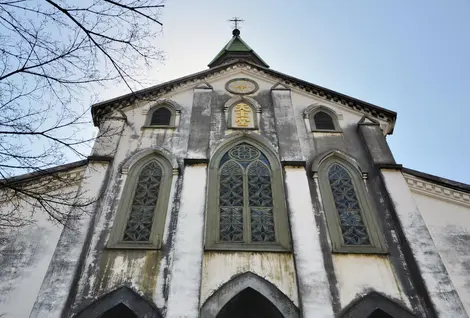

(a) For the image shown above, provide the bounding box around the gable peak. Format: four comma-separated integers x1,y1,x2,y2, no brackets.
208,29,269,69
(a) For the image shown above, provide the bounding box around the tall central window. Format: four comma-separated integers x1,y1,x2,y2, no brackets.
219,143,275,243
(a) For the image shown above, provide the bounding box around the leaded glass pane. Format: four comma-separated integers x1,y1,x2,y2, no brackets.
251,207,275,242
328,163,370,245
219,161,244,241
218,143,276,244
248,161,275,242
123,161,162,242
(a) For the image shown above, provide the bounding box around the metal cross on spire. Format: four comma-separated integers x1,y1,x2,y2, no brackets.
228,17,244,30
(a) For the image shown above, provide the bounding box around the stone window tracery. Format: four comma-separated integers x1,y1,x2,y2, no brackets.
108,154,174,249
317,155,386,253
218,144,275,243
206,140,291,251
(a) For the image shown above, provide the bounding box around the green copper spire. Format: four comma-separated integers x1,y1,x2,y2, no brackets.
208,29,269,68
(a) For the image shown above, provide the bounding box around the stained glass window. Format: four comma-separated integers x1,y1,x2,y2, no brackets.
327,163,370,245
219,143,275,243
123,161,162,242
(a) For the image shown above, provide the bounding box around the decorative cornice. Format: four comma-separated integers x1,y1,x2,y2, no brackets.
404,174,470,207
91,61,397,132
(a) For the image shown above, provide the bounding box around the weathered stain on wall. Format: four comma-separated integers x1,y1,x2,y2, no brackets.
333,254,410,309
412,190,470,314
200,252,298,306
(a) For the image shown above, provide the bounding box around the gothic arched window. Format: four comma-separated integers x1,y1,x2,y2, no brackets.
206,141,290,251
314,111,335,130
151,107,172,126
318,157,385,253
108,155,174,249
144,102,179,128
304,105,341,132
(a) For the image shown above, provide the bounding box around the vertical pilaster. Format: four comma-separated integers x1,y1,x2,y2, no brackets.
30,160,111,317
357,117,395,165
285,166,334,318
166,163,207,318
271,85,303,162
381,169,468,317
187,86,213,159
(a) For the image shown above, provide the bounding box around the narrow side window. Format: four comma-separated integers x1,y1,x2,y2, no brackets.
318,159,385,253
108,155,173,249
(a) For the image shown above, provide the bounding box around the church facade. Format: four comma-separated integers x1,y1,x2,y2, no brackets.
1,29,470,318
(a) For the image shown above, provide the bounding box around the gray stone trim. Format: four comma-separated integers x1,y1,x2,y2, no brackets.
200,272,300,318
108,153,174,249
403,167,470,193
73,286,162,318
87,155,113,163
224,95,261,130
338,291,416,318
315,153,386,254
205,134,291,251
303,105,342,132
358,114,380,125
144,100,180,128
0,159,88,185
225,78,259,95
91,61,396,129
120,147,179,173
312,149,368,174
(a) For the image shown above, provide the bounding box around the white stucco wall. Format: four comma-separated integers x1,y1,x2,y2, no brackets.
0,168,84,318
166,164,207,318
284,166,334,317
333,254,409,309
381,169,467,317
200,252,298,306
410,184,470,314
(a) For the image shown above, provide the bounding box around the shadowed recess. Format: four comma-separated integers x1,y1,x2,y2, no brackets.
100,303,138,318
216,287,284,318
367,309,394,318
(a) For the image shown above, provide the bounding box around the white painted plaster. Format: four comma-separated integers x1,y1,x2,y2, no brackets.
284,167,334,317
381,170,468,317
333,254,410,309
412,190,470,314
200,252,298,306
30,162,110,318
166,165,207,318
0,184,78,318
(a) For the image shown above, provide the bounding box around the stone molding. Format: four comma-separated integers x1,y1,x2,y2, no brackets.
404,173,470,207
91,62,396,130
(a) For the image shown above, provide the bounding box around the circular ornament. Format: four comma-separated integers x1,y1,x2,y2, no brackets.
229,144,260,161
226,78,258,95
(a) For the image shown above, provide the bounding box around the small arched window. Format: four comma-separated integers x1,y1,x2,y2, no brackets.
144,103,179,128
108,155,173,249
304,106,341,132
314,111,335,130
151,107,172,126
206,141,290,251
318,157,385,253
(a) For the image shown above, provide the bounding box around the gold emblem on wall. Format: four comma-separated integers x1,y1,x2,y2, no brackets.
226,78,258,95
234,103,252,127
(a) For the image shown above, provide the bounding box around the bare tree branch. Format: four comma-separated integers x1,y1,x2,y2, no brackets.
0,0,165,231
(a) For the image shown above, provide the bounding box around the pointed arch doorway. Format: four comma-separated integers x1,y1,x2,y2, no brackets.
200,272,299,318
216,287,284,318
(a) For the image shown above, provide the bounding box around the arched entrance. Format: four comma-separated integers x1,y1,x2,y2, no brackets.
216,287,284,318
338,292,416,318
73,286,162,318
200,272,299,318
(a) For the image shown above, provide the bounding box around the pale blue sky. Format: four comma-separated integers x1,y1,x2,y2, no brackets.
102,0,470,183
